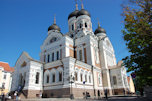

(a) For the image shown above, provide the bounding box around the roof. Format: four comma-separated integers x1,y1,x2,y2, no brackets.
0,62,14,72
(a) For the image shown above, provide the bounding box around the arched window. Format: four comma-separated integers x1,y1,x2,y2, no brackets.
52,73,55,83
52,53,54,61
85,74,87,82
50,37,57,43
44,55,46,62
85,22,87,28
113,76,117,85
79,50,82,61
89,75,91,83
98,75,101,84
35,72,40,84
75,72,78,81
80,23,82,28
72,24,74,31
47,54,50,63
57,51,59,60
46,75,49,83
80,73,83,82
59,72,62,82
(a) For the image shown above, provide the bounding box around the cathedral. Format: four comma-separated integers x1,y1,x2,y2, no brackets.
11,2,129,99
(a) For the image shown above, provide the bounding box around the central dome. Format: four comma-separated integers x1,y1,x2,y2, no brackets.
77,9,90,17
68,9,90,20
48,24,60,32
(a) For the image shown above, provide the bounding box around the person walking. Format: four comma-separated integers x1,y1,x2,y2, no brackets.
104,89,108,100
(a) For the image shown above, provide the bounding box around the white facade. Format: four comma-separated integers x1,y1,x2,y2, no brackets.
11,3,129,98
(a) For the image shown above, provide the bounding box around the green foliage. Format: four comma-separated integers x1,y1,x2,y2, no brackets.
122,0,152,87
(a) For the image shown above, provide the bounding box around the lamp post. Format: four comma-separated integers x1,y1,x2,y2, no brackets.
68,74,75,99
83,81,86,99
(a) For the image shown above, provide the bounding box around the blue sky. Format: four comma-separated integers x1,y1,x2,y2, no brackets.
0,0,130,67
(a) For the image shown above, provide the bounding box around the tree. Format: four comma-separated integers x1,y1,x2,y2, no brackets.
122,0,152,89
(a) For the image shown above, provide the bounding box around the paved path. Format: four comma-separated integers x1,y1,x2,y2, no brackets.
15,96,150,101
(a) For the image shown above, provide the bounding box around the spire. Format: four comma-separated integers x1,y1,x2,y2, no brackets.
54,14,56,24
98,19,101,28
75,0,78,10
80,0,84,9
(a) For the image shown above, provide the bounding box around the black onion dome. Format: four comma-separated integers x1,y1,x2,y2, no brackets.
94,27,106,35
68,10,79,20
48,24,60,31
77,9,90,17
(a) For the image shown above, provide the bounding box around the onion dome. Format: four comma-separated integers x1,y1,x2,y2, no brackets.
77,9,90,17
48,15,61,32
77,1,90,17
94,23,106,35
48,24,60,31
68,10,79,20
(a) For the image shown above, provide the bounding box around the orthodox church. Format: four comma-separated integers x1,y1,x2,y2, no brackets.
11,1,129,99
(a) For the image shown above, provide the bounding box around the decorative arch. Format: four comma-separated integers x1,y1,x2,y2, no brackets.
50,68,56,83
57,67,63,82
44,70,50,84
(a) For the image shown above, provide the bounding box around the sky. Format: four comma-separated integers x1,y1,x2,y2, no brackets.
0,0,130,67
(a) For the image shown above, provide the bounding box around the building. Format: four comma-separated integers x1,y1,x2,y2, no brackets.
11,2,129,99
127,75,135,94
0,62,14,95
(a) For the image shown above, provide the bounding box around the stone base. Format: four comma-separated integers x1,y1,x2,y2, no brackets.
112,88,129,95
18,90,41,99
43,88,104,98
43,88,70,98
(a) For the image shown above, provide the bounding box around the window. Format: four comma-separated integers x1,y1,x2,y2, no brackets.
2,83,5,88
60,49,62,59
79,50,82,61
75,72,78,81
46,75,49,83
35,72,40,84
47,54,50,63
80,74,83,82
98,76,101,84
113,76,117,85
57,51,59,60
50,37,57,43
89,75,91,83
52,73,55,82
21,61,27,67
80,23,82,28
72,24,74,31
52,53,54,61
85,23,87,28
59,72,62,82
85,75,87,82
3,74,6,79
44,55,46,62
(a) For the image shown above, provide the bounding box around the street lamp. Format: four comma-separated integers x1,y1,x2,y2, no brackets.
68,73,75,99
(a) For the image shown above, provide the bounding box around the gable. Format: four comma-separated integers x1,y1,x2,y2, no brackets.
42,32,63,47
15,52,32,67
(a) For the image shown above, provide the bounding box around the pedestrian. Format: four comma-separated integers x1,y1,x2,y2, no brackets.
104,89,108,100
123,89,125,96
2,94,5,101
